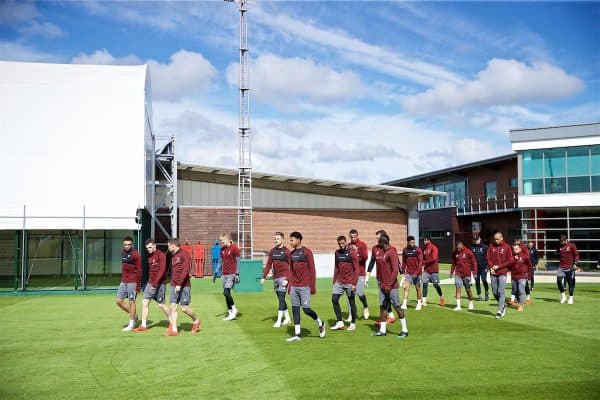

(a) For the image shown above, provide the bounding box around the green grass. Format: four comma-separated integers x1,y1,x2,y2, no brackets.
1,279,599,400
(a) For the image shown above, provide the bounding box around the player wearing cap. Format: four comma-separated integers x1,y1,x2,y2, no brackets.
401,236,424,311
450,241,477,311
260,232,292,328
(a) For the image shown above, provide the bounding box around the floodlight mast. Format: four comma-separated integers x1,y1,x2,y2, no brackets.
226,0,253,259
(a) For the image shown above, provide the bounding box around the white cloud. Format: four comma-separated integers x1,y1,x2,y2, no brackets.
17,20,65,38
226,53,364,106
148,50,218,101
310,141,404,163
252,7,463,87
0,41,59,63
402,59,585,113
71,49,142,65
72,49,218,101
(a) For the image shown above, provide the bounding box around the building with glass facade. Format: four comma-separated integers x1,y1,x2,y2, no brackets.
385,154,520,262
511,123,600,270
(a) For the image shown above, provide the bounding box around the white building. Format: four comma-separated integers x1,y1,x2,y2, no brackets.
0,61,154,290
511,123,600,269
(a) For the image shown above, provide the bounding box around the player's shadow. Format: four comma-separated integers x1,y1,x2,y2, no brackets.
286,326,311,337
150,320,170,328
538,297,559,302
468,309,495,316
261,316,277,322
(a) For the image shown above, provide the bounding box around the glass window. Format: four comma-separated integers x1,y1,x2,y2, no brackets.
592,145,600,175
543,148,566,178
522,150,543,178
510,177,518,188
568,176,590,193
592,176,600,192
523,179,544,195
567,147,590,176
485,181,497,199
545,177,566,194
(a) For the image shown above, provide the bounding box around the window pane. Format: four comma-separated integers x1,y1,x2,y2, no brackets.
544,148,566,177
592,145,600,175
523,150,543,178
485,181,497,199
545,177,566,193
567,146,590,176
523,179,543,194
510,177,518,188
592,176,600,192
567,176,590,193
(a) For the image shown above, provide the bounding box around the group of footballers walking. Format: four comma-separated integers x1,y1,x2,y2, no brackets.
115,228,580,341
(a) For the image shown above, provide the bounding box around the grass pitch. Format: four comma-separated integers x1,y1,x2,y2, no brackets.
1,278,599,400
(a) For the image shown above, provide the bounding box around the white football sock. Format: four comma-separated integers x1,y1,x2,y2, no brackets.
277,310,283,322
128,319,135,328
141,320,147,328
380,321,387,334
294,324,301,336
400,318,407,333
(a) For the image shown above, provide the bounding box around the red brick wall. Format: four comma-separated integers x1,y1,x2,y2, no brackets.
253,209,407,254
466,158,517,198
178,208,238,244
178,208,408,273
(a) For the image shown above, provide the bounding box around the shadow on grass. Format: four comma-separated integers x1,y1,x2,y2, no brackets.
538,297,559,302
261,316,277,322
285,326,311,337
468,309,495,316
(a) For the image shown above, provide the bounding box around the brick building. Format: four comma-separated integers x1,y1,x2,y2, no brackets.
384,154,520,262
177,164,440,276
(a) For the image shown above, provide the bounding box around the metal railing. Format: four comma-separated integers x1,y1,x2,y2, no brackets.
419,191,519,215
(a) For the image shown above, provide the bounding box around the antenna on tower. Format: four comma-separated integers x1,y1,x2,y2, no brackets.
226,0,253,259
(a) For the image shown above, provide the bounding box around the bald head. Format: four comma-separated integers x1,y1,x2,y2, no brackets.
493,232,503,245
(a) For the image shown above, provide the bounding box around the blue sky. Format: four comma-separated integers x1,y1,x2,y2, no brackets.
1,1,598,184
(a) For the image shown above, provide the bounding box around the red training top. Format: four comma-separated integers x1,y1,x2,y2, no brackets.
221,243,241,275
558,242,579,269
402,246,423,275
451,247,477,277
121,249,141,284
170,248,192,287
510,253,533,280
289,246,317,294
519,243,530,259
148,249,167,287
374,245,400,291
262,246,291,279
351,239,369,276
333,246,359,285
486,241,513,276
422,242,439,273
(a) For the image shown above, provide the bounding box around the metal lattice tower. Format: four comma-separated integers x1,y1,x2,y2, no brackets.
227,0,253,259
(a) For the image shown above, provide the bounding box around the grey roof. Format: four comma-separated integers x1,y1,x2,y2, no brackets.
510,122,600,143
178,163,445,197
383,153,517,186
